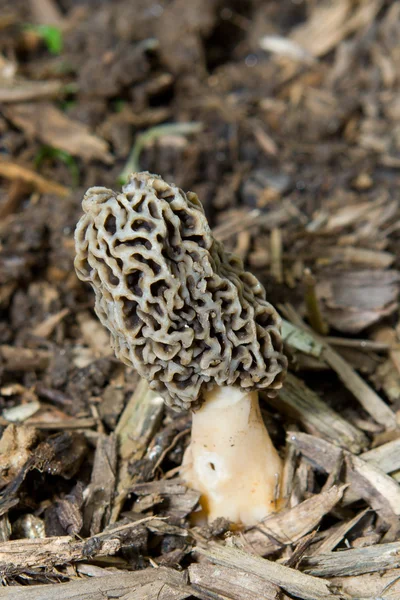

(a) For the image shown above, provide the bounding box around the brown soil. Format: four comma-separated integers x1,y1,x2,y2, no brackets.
1,1,400,598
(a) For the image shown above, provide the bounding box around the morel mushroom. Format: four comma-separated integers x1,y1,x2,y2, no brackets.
74,172,287,526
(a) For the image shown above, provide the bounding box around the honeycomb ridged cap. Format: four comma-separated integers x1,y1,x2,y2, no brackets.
74,171,287,410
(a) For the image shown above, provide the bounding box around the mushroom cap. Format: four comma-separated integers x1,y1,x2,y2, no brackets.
74,172,287,410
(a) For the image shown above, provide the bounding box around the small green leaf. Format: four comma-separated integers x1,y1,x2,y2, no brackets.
35,145,79,187
24,24,63,55
113,99,126,113
59,99,77,112
281,319,323,358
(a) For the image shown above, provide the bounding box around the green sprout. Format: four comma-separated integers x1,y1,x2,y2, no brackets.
24,24,63,55
118,122,203,185
35,146,79,187
113,99,126,113
59,99,77,112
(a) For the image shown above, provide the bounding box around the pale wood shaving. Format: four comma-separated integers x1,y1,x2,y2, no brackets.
195,543,346,600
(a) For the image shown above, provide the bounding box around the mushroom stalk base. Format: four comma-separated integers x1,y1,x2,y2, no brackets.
182,386,282,526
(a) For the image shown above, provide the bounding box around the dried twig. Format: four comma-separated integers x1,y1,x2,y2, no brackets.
283,304,397,429
303,269,329,335
119,122,203,184
0,346,50,372
265,373,368,453
270,228,283,283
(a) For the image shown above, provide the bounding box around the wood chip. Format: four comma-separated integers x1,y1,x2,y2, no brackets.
111,379,164,522
322,343,397,429
3,103,112,163
189,562,280,600
371,326,400,402
15,417,96,430
361,438,400,474
346,453,400,519
303,541,400,577
31,308,69,338
195,543,345,600
320,246,394,268
2,401,40,423
283,305,397,429
131,479,199,521
312,509,370,554
266,373,368,453
288,432,400,520
0,159,69,197
76,311,112,358
0,178,31,221
0,535,120,576
0,425,37,485
317,197,389,233
213,205,294,242
287,431,344,473
329,569,400,599
83,433,117,535
244,484,347,556
0,346,51,372
259,35,314,64
0,566,191,599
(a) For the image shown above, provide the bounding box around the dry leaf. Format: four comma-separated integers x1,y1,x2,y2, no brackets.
291,0,382,58
3,103,112,163
0,78,63,103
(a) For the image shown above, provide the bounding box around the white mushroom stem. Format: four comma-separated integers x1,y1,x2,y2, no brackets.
182,386,282,526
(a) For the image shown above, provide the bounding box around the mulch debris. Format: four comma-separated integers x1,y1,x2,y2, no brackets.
1,0,400,598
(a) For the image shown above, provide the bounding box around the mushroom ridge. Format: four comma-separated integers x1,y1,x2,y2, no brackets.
74,171,287,410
